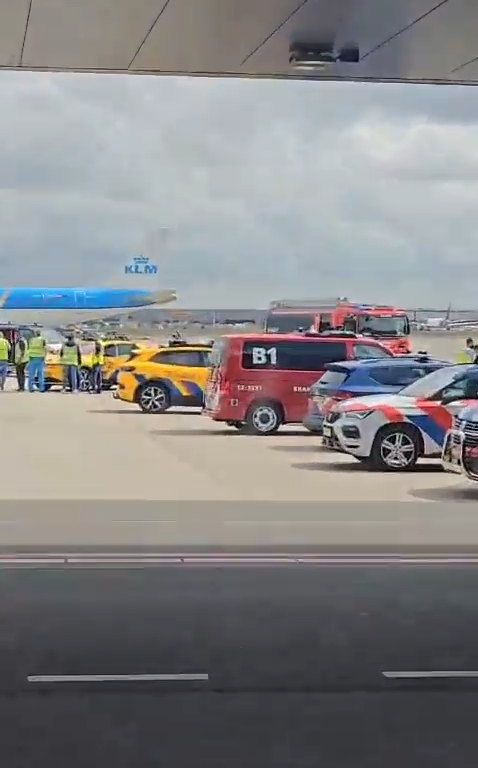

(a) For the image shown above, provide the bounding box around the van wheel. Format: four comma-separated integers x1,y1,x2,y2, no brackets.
245,401,282,435
137,381,170,414
370,424,422,471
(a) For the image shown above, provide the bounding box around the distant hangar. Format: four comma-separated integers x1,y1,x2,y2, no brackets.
2,0,478,85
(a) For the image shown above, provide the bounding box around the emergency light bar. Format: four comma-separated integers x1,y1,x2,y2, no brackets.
269,298,348,309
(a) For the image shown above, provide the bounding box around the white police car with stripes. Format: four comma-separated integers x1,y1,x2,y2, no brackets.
322,365,478,470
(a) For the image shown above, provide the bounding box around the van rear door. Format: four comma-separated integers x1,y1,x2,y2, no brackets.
204,338,227,412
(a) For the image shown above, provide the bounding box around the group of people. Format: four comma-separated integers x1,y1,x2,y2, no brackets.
0,329,105,393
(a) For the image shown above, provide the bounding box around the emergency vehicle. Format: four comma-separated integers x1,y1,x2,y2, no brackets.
203,331,393,435
264,299,411,354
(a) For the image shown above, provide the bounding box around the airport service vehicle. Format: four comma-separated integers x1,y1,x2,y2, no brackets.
203,331,393,435
322,364,478,471
442,403,478,480
44,338,152,391
265,299,411,354
304,355,450,434
114,341,212,413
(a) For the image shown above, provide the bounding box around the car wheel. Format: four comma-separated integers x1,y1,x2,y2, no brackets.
370,424,421,471
245,401,282,435
78,367,91,392
137,382,170,414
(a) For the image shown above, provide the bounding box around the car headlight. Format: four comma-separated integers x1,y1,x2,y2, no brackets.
344,410,373,420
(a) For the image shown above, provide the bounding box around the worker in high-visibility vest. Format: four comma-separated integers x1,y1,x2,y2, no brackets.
456,337,476,364
60,332,82,392
27,330,47,392
0,331,11,391
14,334,29,391
89,338,104,394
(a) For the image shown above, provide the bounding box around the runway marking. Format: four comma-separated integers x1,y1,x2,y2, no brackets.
3,553,478,566
27,673,209,683
383,671,478,679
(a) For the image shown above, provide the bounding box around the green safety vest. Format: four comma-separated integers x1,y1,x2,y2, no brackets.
0,337,9,361
28,336,46,358
456,348,475,364
14,339,29,364
91,344,104,366
62,344,79,366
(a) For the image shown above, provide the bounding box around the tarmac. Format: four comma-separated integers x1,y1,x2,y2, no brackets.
3,331,478,767
3,565,478,767
0,332,478,551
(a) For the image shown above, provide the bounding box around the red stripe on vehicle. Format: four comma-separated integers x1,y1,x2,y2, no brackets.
415,400,453,432
376,405,404,423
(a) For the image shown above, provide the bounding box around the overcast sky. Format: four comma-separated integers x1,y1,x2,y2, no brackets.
0,71,476,307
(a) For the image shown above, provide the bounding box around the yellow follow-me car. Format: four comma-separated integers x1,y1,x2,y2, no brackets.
114,342,212,413
45,338,155,391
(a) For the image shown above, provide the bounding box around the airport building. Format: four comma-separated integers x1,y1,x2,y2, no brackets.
1,0,477,85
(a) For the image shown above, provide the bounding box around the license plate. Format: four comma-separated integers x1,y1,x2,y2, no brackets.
323,425,332,437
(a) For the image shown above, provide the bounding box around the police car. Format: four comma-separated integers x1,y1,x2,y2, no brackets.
323,364,478,470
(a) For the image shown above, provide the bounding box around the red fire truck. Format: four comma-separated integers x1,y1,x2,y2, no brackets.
264,299,411,354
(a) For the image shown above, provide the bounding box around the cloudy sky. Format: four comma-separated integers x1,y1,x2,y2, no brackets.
0,71,476,307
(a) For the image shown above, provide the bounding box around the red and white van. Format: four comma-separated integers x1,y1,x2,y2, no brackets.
203,332,394,434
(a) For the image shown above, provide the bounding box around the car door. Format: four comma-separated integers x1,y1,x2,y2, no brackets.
418,375,478,453
149,349,208,404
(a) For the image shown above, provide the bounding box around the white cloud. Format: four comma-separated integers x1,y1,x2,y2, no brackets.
0,71,476,306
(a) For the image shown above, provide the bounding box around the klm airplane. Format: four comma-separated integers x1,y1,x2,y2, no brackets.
0,256,176,326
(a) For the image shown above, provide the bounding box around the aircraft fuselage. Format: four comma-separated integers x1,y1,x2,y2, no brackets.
0,288,162,311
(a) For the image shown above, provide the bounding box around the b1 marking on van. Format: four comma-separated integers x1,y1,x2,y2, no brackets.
252,346,277,365
237,384,262,392
293,386,310,393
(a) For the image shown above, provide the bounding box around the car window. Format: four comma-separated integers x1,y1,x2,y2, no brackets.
151,350,204,366
437,376,478,402
353,343,392,359
241,340,348,371
116,343,135,357
317,370,349,388
104,346,117,357
371,365,435,387
197,350,211,367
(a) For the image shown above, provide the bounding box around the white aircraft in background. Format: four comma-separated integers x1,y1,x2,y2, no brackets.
420,304,478,331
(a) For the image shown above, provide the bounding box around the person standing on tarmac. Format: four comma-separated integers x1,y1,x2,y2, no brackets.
456,337,476,364
14,333,29,391
0,331,11,391
27,329,47,392
90,338,104,394
60,332,82,393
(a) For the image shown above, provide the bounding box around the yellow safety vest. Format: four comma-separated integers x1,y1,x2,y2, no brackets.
28,336,46,358
14,339,29,364
91,344,104,366
456,348,475,364
61,344,79,366
0,338,9,361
